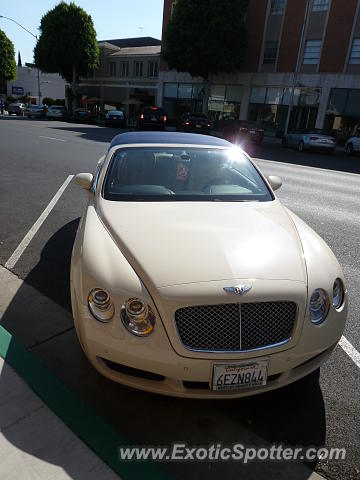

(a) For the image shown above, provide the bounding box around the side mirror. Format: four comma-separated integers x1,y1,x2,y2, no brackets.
75,173,93,190
267,175,282,191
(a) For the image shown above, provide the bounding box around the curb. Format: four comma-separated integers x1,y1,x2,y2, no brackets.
0,324,171,480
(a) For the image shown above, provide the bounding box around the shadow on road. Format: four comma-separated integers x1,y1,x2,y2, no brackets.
50,125,132,144
0,219,328,480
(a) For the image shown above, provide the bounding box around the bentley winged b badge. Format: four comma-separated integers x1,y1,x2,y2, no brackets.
223,285,252,295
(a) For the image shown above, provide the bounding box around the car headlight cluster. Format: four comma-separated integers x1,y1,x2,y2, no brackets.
309,278,345,325
309,289,329,325
121,298,155,336
88,288,115,323
88,290,155,336
332,278,344,310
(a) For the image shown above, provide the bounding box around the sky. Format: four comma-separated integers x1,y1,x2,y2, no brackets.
0,0,164,64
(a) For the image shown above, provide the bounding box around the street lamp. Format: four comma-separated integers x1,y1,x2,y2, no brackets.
0,15,41,106
283,0,311,136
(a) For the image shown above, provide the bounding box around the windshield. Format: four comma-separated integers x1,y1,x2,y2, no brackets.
103,147,272,202
108,111,124,116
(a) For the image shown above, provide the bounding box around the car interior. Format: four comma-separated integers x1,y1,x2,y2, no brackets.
105,148,269,200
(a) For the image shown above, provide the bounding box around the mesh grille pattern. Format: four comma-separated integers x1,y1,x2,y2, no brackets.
241,302,297,350
175,302,297,352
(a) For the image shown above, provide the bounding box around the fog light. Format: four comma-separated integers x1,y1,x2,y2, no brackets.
121,298,155,336
333,279,344,309
88,288,114,322
309,289,329,325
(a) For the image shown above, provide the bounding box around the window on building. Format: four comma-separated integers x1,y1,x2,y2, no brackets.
263,41,278,64
148,61,158,77
120,62,129,77
349,38,360,64
303,40,322,64
312,0,329,12
109,62,116,77
270,0,285,15
134,61,143,77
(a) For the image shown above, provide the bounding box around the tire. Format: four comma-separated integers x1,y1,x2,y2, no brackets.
298,140,305,153
346,143,354,156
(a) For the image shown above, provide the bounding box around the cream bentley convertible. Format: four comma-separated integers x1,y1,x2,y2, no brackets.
70,132,347,398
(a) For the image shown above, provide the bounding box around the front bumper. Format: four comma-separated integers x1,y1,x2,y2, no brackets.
71,281,346,398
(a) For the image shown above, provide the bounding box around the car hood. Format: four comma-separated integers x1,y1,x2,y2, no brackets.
97,199,307,288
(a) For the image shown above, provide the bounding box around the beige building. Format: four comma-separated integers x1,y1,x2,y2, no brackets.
79,37,161,123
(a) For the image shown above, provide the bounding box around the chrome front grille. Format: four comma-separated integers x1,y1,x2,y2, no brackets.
174,302,297,352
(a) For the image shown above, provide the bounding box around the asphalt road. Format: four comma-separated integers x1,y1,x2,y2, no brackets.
0,116,359,480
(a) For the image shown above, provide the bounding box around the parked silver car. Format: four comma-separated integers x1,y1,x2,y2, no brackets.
282,129,337,153
8,103,25,116
25,105,47,118
345,135,360,155
46,105,68,120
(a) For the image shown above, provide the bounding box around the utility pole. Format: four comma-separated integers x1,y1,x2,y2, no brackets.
283,0,310,136
0,15,41,105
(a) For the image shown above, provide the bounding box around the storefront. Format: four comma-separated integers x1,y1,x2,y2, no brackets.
248,86,321,136
324,88,360,142
162,82,243,125
162,83,204,124
207,84,242,127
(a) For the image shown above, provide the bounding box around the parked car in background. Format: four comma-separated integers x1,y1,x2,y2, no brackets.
282,129,337,153
8,103,26,116
25,104,47,119
344,134,360,155
137,106,167,131
46,105,68,121
72,108,95,124
223,120,264,145
177,113,211,134
105,110,126,128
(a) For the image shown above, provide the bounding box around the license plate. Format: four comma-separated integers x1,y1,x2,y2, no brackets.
151,116,157,121
212,360,268,391
196,124,202,128
250,130,256,134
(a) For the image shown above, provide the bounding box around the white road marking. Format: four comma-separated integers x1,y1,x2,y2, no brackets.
5,175,74,270
39,135,66,142
339,336,360,369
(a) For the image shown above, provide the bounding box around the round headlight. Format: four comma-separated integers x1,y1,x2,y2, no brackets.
309,289,330,325
88,288,114,322
121,298,155,336
333,278,344,309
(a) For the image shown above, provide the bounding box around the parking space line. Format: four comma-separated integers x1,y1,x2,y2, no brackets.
5,175,74,270
340,336,360,369
39,135,66,142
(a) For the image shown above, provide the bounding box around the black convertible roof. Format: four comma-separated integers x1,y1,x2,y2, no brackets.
109,132,232,149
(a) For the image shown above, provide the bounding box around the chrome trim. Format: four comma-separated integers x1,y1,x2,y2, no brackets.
173,302,298,354
223,284,252,295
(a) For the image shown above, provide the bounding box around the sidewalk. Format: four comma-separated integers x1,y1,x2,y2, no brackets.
0,356,120,480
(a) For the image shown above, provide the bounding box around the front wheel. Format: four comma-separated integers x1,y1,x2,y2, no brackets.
298,140,305,152
346,143,354,156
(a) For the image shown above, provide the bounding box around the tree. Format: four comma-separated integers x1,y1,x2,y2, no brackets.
162,0,249,112
34,2,99,109
0,29,17,82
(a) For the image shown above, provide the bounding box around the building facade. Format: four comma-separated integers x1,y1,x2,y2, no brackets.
78,37,161,123
5,64,66,103
159,0,360,138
